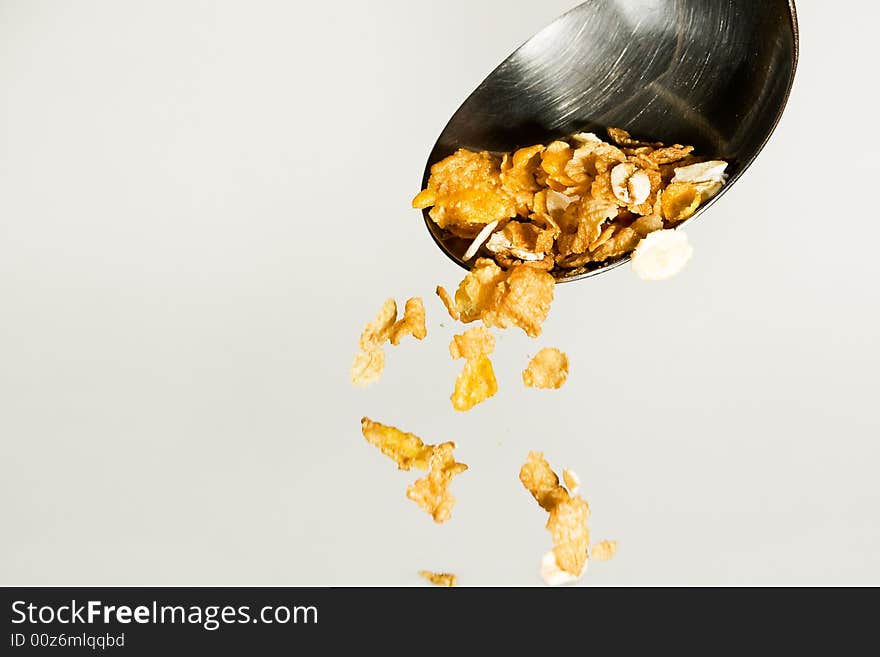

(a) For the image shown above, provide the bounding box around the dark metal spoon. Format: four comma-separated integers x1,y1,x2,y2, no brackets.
420,0,799,282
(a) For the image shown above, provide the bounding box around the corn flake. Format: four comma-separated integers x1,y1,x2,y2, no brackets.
440,259,555,338
501,144,544,215
523,347,569,389
350,349,385,387
449,326,495,361
557,200,619,256
520,452,591,577
361,417,434,472
435,285,460,321
661,182,702,222
589,225,641,262
419,571,457,587
389,297,427,346
591,540,618,562
452,258,508,324
451,354,498,412
406,442,468,524
359,299,397,352
413,149,516,232
482,264,555,338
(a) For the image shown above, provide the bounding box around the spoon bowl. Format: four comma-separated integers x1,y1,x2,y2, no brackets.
421,0,799,281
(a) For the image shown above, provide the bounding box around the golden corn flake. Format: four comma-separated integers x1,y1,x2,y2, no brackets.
415,128,726,274
449,326,495,361
359,298,397,352
631,214,664,238
520,452,591,577
589,225,641,262
556,200,619,257
419,571,457,587
482,264,555,338
406,442,468,524
520,451,570,512
649,144,694,165
389,297,427,346
352,297,427,386
413,149,516,232
591,540,618,562
350,349,385,388
361,417,434,472
501,144,544,215
547,495,591,576
523,347,569,390
440,259,555,338
451,354,498,412
661,182,702,222
435,285,460,321
452,258,508,324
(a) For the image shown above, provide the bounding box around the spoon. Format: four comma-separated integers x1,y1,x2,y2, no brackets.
420,0,799,282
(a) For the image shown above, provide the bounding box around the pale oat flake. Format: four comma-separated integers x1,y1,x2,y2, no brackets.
631,229,694,281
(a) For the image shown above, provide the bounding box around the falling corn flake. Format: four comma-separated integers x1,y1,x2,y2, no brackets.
407,442,468,524
351,297,427,386
483,263,556,338
350,349,385,388
419,571,457,587
389,297,427,346
523,347,569,390
591,540,618,562
437,258,555,338
361,417,433,472
520,452,591,579
631,229,694,281
435,285,460,321
359,299,397,352
449,326,495,361
451,354,498,412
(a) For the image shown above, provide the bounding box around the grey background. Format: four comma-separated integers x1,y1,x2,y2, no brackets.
1,0,877,586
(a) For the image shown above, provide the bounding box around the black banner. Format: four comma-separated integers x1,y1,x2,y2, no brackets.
0,586,849,653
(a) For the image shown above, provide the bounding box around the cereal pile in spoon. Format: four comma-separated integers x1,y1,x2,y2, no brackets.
414,128,727,278
350,128,728,586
